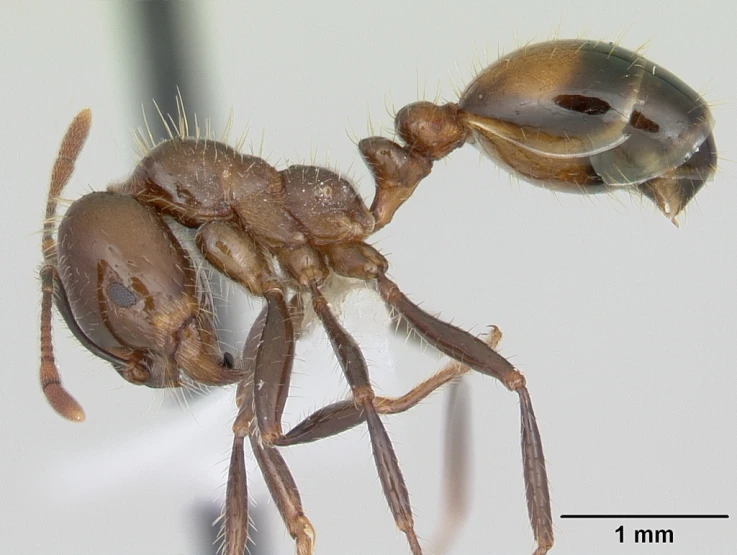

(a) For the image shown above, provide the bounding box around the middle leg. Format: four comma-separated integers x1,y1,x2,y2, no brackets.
308,281,423,555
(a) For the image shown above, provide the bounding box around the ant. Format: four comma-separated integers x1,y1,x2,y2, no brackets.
39,39,715,555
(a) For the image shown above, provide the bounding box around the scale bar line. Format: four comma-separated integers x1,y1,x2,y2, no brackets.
560,514,729,519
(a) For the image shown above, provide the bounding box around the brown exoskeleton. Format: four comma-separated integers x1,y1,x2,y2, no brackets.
39,39,715,555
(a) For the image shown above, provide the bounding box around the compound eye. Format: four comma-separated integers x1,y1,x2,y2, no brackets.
107,281,139,308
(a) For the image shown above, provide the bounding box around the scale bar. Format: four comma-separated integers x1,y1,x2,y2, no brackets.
561,514,729,519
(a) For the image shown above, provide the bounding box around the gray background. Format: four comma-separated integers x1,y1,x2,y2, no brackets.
2,2,736,554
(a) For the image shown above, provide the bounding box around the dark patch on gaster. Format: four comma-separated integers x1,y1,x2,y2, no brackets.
630,110,660,133
554,94,612,116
